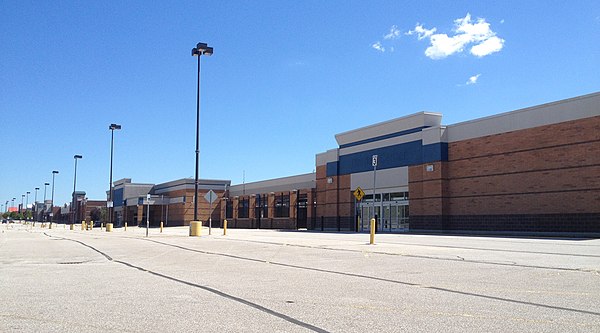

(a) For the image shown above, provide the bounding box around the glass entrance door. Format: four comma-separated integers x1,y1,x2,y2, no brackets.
357,200,409,232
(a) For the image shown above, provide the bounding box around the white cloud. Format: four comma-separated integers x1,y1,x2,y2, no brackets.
466,74,481,85
384,25,401,40
470,36,504,57
409,13,504,59
371,41,385,52
406,24,436,40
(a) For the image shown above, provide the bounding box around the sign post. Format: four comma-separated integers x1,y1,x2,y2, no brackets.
372,154,378,232
204,190,217,235
353,187,365,233
146,194,150,237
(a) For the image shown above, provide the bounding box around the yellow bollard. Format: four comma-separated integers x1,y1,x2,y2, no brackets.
70,224,74,230
189,221,202,236
160,221,163,233
81,221,86,230
48,223,52,230
106,223,113,232
124,222,127,231
90,221,94,230
369,218,376,245
223,219,228,236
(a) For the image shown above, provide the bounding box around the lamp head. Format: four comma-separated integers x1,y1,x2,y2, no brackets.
192,42,213,57
109,123,121,130
74,155,82,159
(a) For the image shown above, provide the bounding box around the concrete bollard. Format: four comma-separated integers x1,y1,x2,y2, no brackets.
190,221,202,236
124,222,127,231
160,221,163,233
48,223,52,229
223,219,228,236
369,218,376,245
106,223,113,232
101,223,104,231
70,224,74,230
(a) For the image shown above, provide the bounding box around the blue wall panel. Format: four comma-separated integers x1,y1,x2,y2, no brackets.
113,188,124,207
339,140,422,175
422,142,448,163
326,161,339,177
329,141,448,176
339,126,430,149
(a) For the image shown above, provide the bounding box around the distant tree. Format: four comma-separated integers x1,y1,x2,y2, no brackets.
90,207,108,223
90,208,101,222
100,208,108,222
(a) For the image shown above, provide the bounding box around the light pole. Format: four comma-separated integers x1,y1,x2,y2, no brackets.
51,171,58,224
21,194,24,214
34,187,39,221
72,155,82,225
191,42,213,222
12,198,15,211
108,123,121,227
43,182,49,222
26,191,30,219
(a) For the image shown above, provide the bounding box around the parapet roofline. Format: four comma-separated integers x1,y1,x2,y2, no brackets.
230,172,316,188
448,91,600,128
334,111,442,146
153,178,231,190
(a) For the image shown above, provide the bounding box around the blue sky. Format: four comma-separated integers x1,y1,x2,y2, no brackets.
1,1,599,207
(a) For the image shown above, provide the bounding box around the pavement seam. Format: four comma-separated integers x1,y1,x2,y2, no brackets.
42,232,330,333
142,237,600,318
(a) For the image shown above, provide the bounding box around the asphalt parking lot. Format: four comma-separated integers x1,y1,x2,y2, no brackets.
1,222,599,332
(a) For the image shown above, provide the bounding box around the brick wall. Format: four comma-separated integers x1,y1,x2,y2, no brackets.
410,115,600,232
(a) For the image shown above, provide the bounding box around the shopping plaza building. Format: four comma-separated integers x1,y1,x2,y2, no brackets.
108,92,599,234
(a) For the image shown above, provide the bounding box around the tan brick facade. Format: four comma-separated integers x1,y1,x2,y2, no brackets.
409,115,600,232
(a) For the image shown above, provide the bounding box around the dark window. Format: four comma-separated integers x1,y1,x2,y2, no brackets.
275,193,289,218
225,200,233,219
255,194,268,219
238,197,249,218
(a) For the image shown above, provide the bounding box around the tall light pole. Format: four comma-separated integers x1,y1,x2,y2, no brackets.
51,171,58,224
25,191,31,212
12,198,15,211
108,123,121,227
72,155,82,225
43,182,49,222
34,187,39,220
191,42,213,222
21,194,24,214
25,191,30,219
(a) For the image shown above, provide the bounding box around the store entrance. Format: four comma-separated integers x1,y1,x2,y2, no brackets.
356,192,409,232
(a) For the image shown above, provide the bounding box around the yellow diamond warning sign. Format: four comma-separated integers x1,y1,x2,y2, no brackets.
353,187,365,201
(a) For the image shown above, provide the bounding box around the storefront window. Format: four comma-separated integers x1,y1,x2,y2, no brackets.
238,197,249,218
275,193,289,217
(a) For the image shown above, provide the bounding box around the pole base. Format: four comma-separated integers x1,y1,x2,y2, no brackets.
189,221,202,236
